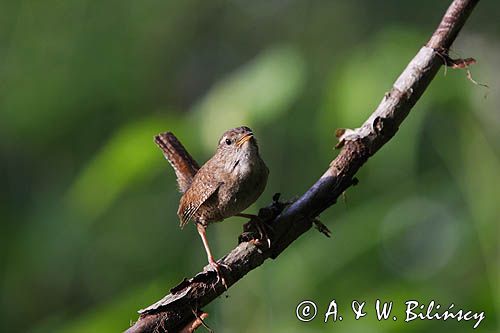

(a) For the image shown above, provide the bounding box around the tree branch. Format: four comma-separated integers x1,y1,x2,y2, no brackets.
125,0,479,331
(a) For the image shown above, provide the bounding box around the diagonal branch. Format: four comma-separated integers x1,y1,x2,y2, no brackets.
125,0,479,331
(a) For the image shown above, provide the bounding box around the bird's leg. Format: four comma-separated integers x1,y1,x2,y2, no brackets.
236,213,272,247
196,223,228,288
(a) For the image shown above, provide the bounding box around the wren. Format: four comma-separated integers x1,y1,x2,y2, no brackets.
155,126,269,285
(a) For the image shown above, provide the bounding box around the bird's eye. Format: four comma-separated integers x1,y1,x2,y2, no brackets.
225,139,232,145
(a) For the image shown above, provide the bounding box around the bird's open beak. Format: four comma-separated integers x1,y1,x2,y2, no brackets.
236,132,254,147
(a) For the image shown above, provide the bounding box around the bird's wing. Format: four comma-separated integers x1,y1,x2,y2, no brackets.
177,173,222,228
154,132,200,193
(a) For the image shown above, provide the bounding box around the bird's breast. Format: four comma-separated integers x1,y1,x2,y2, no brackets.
216,154,268,218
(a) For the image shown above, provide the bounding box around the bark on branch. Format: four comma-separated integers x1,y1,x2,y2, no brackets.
125,0,479,331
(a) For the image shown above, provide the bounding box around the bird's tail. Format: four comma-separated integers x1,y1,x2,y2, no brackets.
154,132,200,193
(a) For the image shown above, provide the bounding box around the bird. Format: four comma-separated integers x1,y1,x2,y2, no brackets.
154,126,269,285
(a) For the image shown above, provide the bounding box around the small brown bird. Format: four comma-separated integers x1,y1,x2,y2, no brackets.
155,126,269,283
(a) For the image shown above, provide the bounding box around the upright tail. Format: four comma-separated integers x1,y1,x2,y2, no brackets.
154,132,200,193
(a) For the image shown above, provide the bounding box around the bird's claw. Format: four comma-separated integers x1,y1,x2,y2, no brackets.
209,260,230,289
253,217,273,248
238,213,273,248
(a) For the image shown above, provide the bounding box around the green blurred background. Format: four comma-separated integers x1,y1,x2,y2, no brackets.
1,1,498,332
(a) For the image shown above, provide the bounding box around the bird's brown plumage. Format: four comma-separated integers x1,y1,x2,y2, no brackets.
155,126,269,286
155,127,268,228
154,132,199,193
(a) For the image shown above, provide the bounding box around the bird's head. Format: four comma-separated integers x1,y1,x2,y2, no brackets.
217,126,258,154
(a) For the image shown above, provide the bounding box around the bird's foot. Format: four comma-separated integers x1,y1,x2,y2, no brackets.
237,213,273,248
208,259,230,289
254,216,273,248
